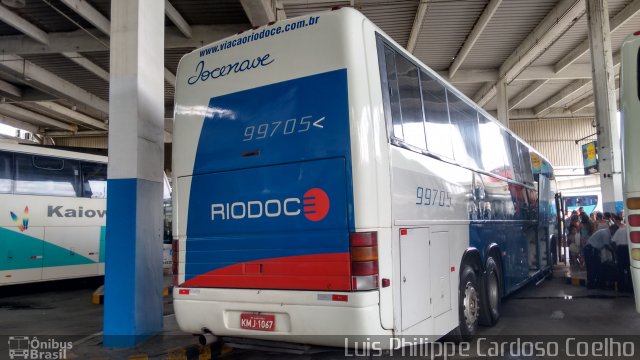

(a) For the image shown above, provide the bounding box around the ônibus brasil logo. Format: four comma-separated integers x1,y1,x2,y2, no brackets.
211,188,330,222
9,206,29,232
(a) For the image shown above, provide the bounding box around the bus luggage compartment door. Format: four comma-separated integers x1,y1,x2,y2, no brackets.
400,227,431,330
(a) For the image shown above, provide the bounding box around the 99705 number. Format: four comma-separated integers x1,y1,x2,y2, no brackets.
416,187,452,207
243,116,324,142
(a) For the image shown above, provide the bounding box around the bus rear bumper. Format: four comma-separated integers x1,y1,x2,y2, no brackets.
631,265,640,313
173,287,391,347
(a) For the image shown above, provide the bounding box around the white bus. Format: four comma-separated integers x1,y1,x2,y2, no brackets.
172,8,558,347
620,32,640,313
0,141,107,285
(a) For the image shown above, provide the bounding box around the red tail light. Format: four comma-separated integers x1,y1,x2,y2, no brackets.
172,239,179,285
630,231,640,244
350,232,379,290
628,214,640,227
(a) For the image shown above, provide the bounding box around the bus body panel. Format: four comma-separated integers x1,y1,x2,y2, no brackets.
620,34,640,312
361,18,394,330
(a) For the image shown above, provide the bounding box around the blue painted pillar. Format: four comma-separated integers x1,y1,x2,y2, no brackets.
103,0,165,348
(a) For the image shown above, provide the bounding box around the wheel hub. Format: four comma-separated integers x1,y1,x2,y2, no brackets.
463,282,479,327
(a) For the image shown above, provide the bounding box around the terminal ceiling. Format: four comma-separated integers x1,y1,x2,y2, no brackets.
0,0,636,141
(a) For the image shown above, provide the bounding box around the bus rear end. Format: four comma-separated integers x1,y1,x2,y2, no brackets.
172,9,388,345
621,33,640,313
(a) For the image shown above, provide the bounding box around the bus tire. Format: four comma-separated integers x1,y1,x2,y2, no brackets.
458,264,480,338
483,256,502,325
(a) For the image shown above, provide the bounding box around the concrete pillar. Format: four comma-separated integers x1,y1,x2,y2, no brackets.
586,0,623,213
103,0,165,347
496,79,509,128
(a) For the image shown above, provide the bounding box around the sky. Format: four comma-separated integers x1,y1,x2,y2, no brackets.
0,123,17,137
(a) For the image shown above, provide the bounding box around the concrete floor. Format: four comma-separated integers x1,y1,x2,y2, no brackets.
0,269,638,359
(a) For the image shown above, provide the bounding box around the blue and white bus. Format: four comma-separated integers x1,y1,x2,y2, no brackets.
172,8,557,347
0,141,107,285
620,32,640,313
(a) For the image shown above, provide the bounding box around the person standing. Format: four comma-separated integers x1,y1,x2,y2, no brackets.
584,226,615,289
612,215,632,292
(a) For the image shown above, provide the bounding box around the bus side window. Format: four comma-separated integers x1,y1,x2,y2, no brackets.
519,143,534,185
15,154,80,197
81,162,107,198
383,46,404,140
447,90,481,169
500,128,514,179
478,114,507,176
0,151,12,193
420,70,453,159
395,54,426,150
508,134,523,183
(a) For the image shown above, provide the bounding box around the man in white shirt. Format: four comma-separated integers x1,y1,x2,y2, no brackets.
584,226,616,289
611,215,632,291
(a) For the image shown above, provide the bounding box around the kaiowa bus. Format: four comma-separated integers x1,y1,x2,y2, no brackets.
172,8,558,348
0,141,107,285
620,32,640,313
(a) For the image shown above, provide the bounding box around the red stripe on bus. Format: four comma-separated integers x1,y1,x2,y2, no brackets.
181,253,351,290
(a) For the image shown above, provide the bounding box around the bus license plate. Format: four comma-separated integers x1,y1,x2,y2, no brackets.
240,314,275,331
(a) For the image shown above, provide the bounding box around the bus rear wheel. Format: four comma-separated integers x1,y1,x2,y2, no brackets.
483,256,502,325
458,264,480,337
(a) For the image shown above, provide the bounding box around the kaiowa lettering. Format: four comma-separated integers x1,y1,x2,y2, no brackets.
48,206,106,218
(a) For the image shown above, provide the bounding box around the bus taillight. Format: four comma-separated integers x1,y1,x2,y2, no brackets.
628,214,640,227
172,239,179,285
350,232,379,291
627,197,640,209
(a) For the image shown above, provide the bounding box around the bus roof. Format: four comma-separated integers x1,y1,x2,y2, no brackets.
0,142,107,163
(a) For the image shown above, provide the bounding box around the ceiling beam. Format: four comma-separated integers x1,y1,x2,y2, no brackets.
240,0,276,27
449,0,502,78
45,130,107,137
59,0,111,36
0,113,40,134
406,0,429,53
164,68,176,87
61,52,109,81
500,0,585,83
509,107,595,119
0,104,76,131
554,0,640,73
442,62,603,84
0,25,247,55
569,76,620,113
0,55,108,114
474,82,496,107
165,0,192,38
474,0,585,104
515,63,593,81
0,79,22,98
509,80,548,110
533,79,591,115
0,3,49,45
531,52,621,116
31,101,107,130
274,0,287,20
439,69,498,83
568,94,596,113
59,2,199,86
